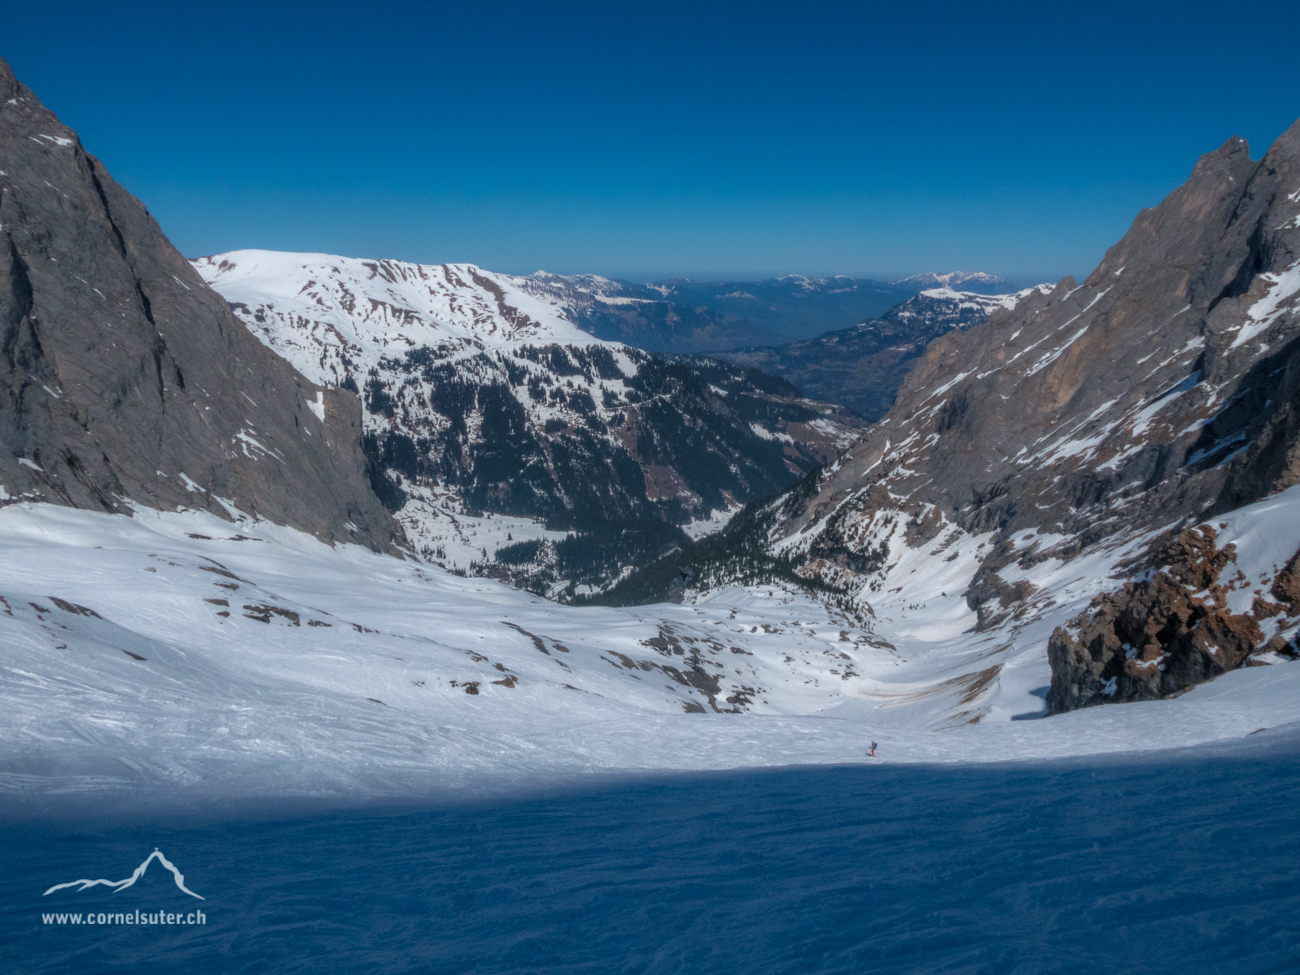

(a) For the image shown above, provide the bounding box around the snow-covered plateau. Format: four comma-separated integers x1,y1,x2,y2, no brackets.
2,481,1298,799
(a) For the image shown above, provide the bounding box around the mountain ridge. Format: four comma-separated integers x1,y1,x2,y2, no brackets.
714,286,1050,420
196,249,867,595
599,124,1300,712
493,270,1017,353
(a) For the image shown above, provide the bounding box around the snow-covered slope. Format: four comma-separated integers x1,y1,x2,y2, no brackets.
2,494,1299,798
904,284,1049,317
195,251,602,367
195,251,865,596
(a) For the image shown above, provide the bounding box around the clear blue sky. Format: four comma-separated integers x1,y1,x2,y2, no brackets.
6,0,1300,282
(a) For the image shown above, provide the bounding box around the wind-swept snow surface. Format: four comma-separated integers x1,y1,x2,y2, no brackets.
1,493,1297,799
10,738,1300,974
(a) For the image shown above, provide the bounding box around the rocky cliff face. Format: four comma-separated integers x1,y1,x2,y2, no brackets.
716,287,1048,420
606,121,1300,713
0,57,397,551
769,124,1300,565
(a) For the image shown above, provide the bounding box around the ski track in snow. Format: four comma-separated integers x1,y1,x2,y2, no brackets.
1,485,1299,799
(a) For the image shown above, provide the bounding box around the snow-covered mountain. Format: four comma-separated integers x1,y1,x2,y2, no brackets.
195,251,865,596
892,271,1013,293
3,52,1299,806
889,285,1046,322
716,286,1051,420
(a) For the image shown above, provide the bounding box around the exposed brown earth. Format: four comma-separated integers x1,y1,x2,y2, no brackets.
1044,526,1294,713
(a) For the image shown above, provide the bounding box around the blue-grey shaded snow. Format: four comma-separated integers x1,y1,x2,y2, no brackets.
7,728,1299,974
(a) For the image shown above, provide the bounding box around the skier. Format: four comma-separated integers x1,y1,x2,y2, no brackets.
868,741,877,758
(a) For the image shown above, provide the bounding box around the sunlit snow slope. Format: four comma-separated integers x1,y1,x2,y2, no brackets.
195,251,602,361
2,491,1298,798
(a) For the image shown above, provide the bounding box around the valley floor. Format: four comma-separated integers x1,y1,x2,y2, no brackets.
1,496,1298,799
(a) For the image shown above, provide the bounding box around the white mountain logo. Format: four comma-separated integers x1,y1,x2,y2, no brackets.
43,848,205,900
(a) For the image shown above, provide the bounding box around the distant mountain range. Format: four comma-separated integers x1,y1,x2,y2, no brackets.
509,270,1016,354
891,271,1013,291
715,286,1050,421
642,273,1016,342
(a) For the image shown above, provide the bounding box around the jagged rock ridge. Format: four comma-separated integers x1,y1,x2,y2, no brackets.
768,125,1300,564
0,58,396,551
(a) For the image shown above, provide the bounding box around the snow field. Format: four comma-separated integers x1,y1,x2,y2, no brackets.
1,487,1298,798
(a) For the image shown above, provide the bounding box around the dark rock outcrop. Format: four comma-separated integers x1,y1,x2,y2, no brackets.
1271,549,1300,614
1046,527,1267,712
0,57,397,550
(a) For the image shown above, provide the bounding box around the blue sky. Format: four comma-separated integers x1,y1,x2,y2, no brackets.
7,0,1300,282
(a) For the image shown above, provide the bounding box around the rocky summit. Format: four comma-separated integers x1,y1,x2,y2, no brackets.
778,128,1300,554
0,58,397,551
